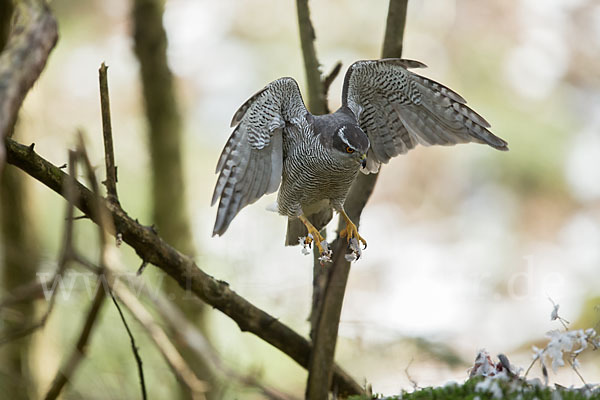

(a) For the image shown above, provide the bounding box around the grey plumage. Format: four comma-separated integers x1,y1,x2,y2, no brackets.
212,59,508,242
342,59,507,172
212,78,303,235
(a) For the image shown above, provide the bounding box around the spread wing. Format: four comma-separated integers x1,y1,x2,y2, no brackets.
342,59,508,172
212,77,308,236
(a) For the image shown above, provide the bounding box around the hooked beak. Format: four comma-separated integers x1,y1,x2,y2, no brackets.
360,154,367,168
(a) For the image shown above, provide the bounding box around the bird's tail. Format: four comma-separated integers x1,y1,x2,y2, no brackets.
285,207,333,246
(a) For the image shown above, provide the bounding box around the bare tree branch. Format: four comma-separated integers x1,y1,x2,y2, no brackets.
381,0,409,59
43,277,106,400
108,291,147,400
321,61,342,114
296,0,326,115
98,62,119,203
4,137,364,397
112,282,207,400
0,0,57,173
126,278,300,400
306,1,410,398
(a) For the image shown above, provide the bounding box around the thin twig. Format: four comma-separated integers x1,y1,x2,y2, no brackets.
524,349,541,379
77,133,104,227
44,281,106,400
136,259,149,276
568,359,588,387
110,291,147,400
98,63,119,203
112,282,208,400
405,358,418,390
126,278,300,400
321,61,342,114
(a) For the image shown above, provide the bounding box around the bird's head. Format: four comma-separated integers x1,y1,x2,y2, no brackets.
332,124,369,168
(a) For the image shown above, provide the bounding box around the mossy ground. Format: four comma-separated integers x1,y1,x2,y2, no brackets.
349,376,600,400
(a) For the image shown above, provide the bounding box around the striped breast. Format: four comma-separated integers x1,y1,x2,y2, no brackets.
277,122,359,217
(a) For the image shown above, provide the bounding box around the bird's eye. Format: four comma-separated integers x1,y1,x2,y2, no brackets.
345,146,354,153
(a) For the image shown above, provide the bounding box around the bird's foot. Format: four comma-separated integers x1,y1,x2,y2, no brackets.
339,213,367,262
344,238,363,262
298,216,332,263
339,220,367,249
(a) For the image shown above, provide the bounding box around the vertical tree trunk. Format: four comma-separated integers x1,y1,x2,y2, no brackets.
0,170,39,400
304,1,409,398
131,0,219,398
131,0,192,253
0,2,39,397
295,0,331,345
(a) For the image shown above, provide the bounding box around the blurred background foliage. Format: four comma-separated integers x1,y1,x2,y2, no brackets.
0,0,599,398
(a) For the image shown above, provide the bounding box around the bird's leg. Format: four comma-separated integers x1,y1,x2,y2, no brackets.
338,209,367,249
298,215,330,257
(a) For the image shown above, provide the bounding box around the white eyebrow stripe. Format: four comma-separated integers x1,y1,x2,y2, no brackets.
337,126,354,149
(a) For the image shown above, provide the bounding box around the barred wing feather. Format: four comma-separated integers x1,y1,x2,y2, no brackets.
342,59,508,172
212,77,307,235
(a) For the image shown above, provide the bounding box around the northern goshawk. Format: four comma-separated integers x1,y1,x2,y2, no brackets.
212,59,508,259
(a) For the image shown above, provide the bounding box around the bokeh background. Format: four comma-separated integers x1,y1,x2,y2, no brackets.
2,0,600,398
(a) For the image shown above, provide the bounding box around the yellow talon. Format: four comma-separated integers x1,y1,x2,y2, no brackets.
298,215,330,257
339,210,367,249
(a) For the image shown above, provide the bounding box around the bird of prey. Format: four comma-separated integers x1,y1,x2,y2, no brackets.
212,59,508,259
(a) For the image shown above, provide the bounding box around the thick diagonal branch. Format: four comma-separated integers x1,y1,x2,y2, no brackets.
0,0,57,171
4,137,363,397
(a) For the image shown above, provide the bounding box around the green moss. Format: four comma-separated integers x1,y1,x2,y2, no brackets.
349,377,599,400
